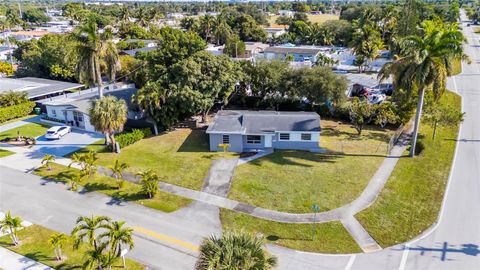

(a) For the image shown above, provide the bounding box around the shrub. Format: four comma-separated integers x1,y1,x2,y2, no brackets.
414,140,425,156
114,128,152,149
0,101,36,123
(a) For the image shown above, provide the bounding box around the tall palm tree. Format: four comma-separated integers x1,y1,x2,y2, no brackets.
89,96,128,152
48,233,68,261
99,220,134,268
0,211,23,246
41,154,56,171
118,6,130,23
200,15,215,42
71,215,111,250
134,82,168,135
109,160,129,189
70,20,120,98
196,231,277,270
352,25,383,72
136,170,159,199
379,20,467,156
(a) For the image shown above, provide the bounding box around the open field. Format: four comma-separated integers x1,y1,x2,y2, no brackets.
228,120,394,213
221,209,361,253
70,129,230,190
0,123,49,140
0,225,145,270
34,163,192,212
356,91,461,247
268,13,339,28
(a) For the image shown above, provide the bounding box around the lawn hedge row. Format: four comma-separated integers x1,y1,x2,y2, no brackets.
115,128,152,149
0,101,36,123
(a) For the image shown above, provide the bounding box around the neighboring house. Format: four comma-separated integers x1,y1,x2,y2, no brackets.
206,110,321,153
206,44,225,56
10,30,49,41
343,73,393,98
120,47,157,57
258,45,324,63
41,87,148,132
0,46,13,61
264,27,287,38
167,13,185,20
278,10,295,17
0,77,83,100
124,39,158,48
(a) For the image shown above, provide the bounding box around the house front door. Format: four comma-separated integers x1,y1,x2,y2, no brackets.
264,134,272,148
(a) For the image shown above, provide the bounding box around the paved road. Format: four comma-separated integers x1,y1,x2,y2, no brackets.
0,166,220,270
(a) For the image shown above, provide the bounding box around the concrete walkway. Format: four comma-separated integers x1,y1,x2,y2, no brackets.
201,158,238,197
0,248,53,270
237,149,273,165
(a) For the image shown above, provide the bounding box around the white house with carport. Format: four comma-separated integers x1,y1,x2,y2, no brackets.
206,110,321,153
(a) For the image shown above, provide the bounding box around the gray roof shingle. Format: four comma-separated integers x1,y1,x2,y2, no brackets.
0,77,83,99
207,110,320,134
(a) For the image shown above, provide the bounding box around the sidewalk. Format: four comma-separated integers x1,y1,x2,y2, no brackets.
0,248,53,270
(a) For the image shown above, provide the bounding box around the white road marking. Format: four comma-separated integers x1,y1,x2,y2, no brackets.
398,244,410,270
344,254,356,270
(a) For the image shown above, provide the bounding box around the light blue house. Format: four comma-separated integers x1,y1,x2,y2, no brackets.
206,110,321,153
259,45,324,63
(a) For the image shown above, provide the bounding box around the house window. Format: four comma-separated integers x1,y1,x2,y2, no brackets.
73,111,83,122
222,135,230,144
246,135,261,144
279,133,290,141
301,133,312,141
51,109,56,116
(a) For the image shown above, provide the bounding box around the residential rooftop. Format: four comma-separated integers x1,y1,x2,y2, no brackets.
0,77,83,99
207,110,321,135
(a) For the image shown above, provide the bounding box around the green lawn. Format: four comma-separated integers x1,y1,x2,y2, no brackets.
0,123,50,141
0,149,14,158
269,13,339,27
451,58,462,76
66,139,107,157
228,120,393,213
34,163,192,213
0,114,36,126
221,210,361,253
0,225,145,270
74,129,228,190
356,91,461,247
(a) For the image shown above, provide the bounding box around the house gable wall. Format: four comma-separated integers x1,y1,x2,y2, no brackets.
209,133,243,152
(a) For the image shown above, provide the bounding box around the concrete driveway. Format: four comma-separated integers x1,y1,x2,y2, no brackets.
32,128,103,157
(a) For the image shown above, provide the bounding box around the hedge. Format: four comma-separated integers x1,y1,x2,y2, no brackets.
0,102,36,124
115,128,152,149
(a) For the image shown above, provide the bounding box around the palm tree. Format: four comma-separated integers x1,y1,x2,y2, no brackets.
83,242,108,270
69,171,86,192
118,6,130,23
48,233,68,261
196,231,277,270
200,15,215,42
70,20,120,98
352,25,383,72
0,211,23,246
109,160,129,189
136,170,159,199
71,215,111,250
99,220,134,268
89,96,128,153
379,20,467,156
41,154,56,171
69,151,98,177
134,82,168,135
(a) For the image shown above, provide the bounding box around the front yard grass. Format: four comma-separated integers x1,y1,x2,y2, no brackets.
356,91,461,247
0,114,36,126
34,163,192,212
451,58,462,76
0,149,14,158
0,123,50,140
0,225,145,270
73,129,228,190
228,120,393,213
221,209,362,253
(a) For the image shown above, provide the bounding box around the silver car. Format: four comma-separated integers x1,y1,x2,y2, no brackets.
45,126,71,140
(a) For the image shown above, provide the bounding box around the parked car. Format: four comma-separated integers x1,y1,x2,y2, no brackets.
45,126,71,140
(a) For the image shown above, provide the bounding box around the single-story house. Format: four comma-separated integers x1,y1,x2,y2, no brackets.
0,46,13,61
0,77,83,100
206,110,321,153
264,27,287,38
278,10,295,17
41,87,149,132
258,45,323,63
120,47,157,57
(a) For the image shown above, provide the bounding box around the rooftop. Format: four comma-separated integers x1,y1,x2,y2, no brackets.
207,110,321,135
0,77,83,99
43,88,139,115
263,46,323,55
